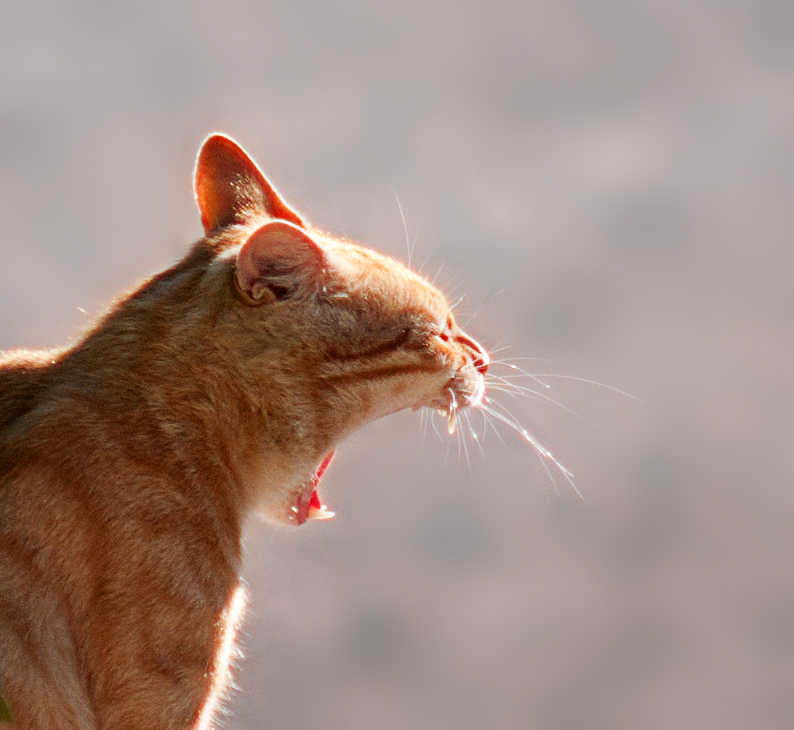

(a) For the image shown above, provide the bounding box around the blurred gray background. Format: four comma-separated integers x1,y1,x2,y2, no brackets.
1,1,792,728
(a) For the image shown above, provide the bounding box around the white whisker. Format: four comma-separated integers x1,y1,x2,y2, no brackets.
490,360,639,402
478,400,581,499
389,183,413,268
522,374,642,401
489,356,554,365
416,341,611,501
466,411,486,459
432,261,445,286
486,383,546,404
418,247,437,277
480,397,508,448
429,409,444,441
420,408,430,440
486,379,596,429
460,418,472,472
490,362,552,389
487,345,519,358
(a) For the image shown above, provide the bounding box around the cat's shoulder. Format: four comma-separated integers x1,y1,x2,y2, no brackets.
0,349,56,436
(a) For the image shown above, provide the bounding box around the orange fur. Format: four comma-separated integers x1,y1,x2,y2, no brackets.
0,134,489,728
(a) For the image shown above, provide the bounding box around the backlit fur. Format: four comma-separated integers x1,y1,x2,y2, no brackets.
0,135,488,728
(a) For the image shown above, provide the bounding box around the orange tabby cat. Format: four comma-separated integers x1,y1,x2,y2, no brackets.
0,134,489,728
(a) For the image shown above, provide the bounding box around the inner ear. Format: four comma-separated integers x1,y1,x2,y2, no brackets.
194,134,305,234
235,221,324,305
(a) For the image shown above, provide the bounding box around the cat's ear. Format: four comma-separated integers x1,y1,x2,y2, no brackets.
194,134,305,234
235,221,324,305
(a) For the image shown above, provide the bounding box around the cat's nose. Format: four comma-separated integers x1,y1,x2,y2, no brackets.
455,334,489,375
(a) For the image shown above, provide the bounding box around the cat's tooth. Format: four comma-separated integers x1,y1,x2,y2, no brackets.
437,409,447,418
447,408,457,436
307,505,335,521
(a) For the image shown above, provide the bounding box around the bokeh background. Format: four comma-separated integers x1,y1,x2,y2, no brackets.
1,1,793,728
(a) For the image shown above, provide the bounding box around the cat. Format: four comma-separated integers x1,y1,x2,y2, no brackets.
0,134,490,729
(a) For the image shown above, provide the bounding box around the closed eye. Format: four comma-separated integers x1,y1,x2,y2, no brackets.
331,327,416,362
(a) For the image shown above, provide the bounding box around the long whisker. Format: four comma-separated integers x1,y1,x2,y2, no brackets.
490,361,640,402
429,409,444,441
453,409,465,469
486,383,547,404
478,400,582,499
488,362,553,390
486,379,597,428
490,356,554,363
465,411,486,458
467,414,487,456
459,416,472,472
488,346,552,361
478,405,508,448
487,373,554,403
520,374,642,401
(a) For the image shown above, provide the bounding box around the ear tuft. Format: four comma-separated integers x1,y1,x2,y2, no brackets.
194,134,305,234
235,221,324,305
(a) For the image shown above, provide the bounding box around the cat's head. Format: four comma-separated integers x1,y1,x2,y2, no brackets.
195,134,489,525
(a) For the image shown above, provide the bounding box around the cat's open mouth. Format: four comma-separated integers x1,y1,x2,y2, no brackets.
290,451,336,525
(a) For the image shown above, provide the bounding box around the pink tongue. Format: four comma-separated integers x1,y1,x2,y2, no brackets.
296,451,336,525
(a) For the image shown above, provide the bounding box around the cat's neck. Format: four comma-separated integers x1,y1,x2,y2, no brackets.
38,242,331,517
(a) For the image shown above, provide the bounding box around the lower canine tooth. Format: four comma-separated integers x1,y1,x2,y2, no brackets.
447,409,457,435
307,506,335,521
